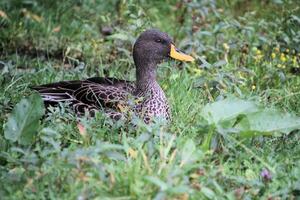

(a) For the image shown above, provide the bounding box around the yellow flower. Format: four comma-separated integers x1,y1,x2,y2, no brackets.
190,67,202,76
280,53,286,62
128,148,137,159
254,54,263,61
271,52,276,59
238,72,244,79
223,43,229,51
256,49,262,55
252,85,256,90
274,47,280,52
293,56,297,65
277,64,286,69
285,49,289,53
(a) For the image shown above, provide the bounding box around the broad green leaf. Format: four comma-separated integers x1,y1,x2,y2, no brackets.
212,60,227,67
4,93,45,145
105,151,126,161
108,33,129,41
236,109,300,135
201,187,216,199
198,57,212,68
291,15,300,23
145,176,168,191
201,98,258,125
180,139,197,166
198,31,212,36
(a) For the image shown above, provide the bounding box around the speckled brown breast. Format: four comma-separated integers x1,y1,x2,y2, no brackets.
134,82,171,123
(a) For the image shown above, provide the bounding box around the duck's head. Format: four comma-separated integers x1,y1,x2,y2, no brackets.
133,29,194,68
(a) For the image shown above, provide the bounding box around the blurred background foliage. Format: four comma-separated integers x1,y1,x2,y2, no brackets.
0,0,300,199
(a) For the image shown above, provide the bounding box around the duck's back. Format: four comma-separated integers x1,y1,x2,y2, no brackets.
32,77,135,116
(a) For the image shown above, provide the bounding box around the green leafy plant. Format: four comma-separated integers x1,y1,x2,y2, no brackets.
199,97,300,150
4,93,44,145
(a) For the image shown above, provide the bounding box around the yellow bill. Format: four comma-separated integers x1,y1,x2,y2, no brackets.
170,44,195,62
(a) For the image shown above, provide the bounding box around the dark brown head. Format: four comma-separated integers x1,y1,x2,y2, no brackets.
133,29,194,89
133,29,194,67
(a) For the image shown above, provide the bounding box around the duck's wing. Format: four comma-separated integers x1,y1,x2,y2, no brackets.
31,77,135,115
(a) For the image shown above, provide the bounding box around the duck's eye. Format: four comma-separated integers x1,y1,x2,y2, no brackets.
155,39,162,43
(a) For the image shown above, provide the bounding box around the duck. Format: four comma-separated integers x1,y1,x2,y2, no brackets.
32,29,194,123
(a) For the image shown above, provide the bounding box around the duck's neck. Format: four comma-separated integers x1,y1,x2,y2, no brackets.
135,60,158,92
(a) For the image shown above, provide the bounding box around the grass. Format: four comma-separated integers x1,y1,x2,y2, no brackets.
1,0,300,199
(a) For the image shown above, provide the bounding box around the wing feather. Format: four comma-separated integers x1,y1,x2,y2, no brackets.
31,77,135,115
